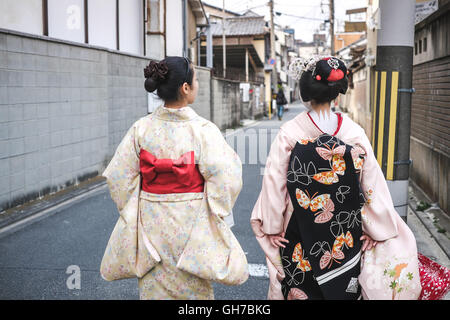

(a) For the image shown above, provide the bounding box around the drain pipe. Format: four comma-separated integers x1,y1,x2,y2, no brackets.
182,0,188,58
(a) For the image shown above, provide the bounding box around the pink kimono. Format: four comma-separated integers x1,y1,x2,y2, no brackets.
251,110,422,300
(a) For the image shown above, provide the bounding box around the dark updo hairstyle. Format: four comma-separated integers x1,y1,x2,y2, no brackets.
144,56,193,102
299,57,348,104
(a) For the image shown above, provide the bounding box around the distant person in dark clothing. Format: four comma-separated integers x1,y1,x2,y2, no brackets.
276,84,288,120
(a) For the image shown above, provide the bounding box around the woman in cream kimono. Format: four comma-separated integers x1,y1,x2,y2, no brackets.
251,56,422,300
101,57,247,299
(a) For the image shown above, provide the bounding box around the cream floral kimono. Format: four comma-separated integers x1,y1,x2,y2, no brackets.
102,105,244,300
251,110,422,300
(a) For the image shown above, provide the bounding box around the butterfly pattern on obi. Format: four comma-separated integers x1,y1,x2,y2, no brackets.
313,143,346,185
299,138,315,145
287,157,318,186
287,288,308,300
310,231,354,270
330,210,362,238
280,242,311,300
280,245,308,296
292,242,312,272
296,189,335,223
336,185,350,204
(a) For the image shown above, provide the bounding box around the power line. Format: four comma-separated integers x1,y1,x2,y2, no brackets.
274,1,322,8
230,0,252,12
236,3,268,12
274,11,327,22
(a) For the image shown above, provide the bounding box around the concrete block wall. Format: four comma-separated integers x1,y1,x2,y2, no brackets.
0,29,149,212
190,70,246,130
211,78,241,130
190,66,211,121
106,53,149,157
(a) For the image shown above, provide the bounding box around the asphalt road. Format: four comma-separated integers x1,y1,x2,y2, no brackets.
0,102,304,300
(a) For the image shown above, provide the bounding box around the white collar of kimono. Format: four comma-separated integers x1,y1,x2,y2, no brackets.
298,110,345,138
153,104,199,121
308,109,338,136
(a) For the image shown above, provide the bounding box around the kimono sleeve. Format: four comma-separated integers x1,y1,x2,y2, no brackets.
199,122,243,219
102,120,141,214
250,127,293,236
358,131,398,241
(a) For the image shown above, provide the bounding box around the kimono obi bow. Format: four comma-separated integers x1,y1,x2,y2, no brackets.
139,149,205,194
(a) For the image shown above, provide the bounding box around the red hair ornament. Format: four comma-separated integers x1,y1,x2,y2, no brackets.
313,57,346,82
327,68,345,82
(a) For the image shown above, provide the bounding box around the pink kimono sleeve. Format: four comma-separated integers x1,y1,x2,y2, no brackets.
357,134,421,300
250,127,294,236
358,132,399,241
250,127,295,300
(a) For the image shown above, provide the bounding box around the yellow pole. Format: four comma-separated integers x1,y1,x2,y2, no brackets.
269,99,272,119
386,71,399,180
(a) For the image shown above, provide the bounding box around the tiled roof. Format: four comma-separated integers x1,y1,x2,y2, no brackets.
211,17,267,37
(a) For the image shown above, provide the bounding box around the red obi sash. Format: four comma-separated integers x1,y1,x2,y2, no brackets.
139,149,205,194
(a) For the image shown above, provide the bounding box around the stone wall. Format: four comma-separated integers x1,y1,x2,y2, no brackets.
190,66,211,121
0,29,149,212
211,78,241,130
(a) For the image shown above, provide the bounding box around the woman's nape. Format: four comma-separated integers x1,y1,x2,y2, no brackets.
310,99,332,118
165,67,198,109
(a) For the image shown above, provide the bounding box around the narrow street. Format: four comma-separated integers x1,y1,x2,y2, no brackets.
0,103,303,300
1,101,449,300
1,0,449,305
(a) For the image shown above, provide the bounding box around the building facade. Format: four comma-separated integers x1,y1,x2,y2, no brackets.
410,0,450,213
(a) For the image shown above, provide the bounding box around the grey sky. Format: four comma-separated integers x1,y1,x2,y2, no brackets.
202,0,367,42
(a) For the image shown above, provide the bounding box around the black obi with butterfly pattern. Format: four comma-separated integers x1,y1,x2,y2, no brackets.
280,134,366,300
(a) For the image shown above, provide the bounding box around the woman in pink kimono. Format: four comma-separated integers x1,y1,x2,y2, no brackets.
101,57,247,299
251,56,448,300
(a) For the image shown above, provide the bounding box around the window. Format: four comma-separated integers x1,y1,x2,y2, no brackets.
423,37,427,52
88,0,117,50
0,0,43,35
415,42,418,55
48,0,85,43
118,0,143,55
419,39,422,54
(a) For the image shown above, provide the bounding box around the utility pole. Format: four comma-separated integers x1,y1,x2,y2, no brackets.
222,0,226,78
372,0,415,221
182,0,188,57
269,0,276,118
206,24,213,68
329,0,335,55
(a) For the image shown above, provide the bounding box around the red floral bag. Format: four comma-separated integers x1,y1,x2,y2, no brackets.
418,253,450,300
